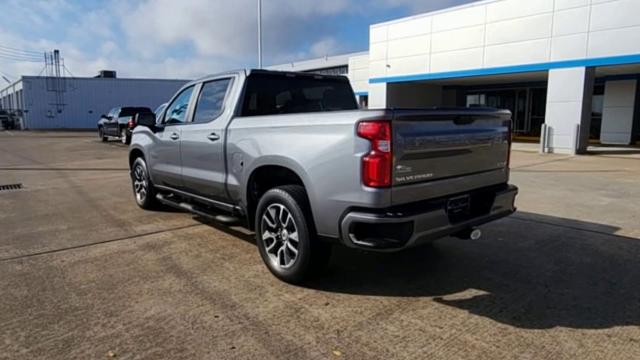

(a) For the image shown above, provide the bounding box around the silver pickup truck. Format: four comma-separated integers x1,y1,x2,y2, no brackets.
129,69,518,283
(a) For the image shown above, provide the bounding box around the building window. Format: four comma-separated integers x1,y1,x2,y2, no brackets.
466,94,486,107
358,95,368,109
590,84,605,141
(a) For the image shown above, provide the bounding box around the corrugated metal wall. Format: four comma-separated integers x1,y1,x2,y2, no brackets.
21,76,189,129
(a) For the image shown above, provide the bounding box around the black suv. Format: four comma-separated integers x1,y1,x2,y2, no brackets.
97,107,152,144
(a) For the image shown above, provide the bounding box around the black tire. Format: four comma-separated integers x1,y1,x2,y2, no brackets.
121,128,131,145
131,157,158,210
255,185,331,284
98,127,107,142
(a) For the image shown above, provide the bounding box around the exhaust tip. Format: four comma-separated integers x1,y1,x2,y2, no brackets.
469,228,482,240
453,227,482,240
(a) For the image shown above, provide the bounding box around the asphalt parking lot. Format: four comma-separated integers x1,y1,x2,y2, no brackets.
1,131,639,359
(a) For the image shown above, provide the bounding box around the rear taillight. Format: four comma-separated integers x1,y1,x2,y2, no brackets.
128,117,135,129
357,120,392,188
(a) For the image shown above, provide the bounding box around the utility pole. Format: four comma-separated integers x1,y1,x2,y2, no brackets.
44,49,66,114
257,0,262,68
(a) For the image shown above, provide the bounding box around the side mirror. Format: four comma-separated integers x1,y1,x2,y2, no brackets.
135,112,157,129
100,114,108,119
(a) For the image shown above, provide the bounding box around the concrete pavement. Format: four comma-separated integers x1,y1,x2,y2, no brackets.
1,131,639,359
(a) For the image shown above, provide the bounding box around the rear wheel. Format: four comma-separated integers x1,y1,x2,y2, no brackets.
98,127,107,142
255,185,331,284
131,157,158,210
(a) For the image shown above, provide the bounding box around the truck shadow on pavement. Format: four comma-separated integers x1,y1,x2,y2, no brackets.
305,211,640,330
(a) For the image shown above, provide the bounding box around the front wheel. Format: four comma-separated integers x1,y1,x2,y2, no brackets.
121,128,131,145
255,185,331,284
131,157,158,210
98,127,107,142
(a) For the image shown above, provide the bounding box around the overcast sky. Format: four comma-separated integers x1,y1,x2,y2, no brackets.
0,0,474,80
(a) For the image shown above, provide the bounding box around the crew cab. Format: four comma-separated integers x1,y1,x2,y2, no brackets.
128,69,518,283
98,106,153,144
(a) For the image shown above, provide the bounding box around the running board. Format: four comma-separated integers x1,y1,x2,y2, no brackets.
156,193,240,224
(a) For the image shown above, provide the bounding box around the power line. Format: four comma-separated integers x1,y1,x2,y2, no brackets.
0,54,42,61
0,52,43,62
0,49,42,58
0,48,42,58
0,53,42,61
0,44,44,56
0,54,42,62
0,47,43,58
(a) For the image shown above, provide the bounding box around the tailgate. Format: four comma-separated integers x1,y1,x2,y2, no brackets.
392,108,511,186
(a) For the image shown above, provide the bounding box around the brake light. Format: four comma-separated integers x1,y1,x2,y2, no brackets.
357,120,392,188
128,117,135,129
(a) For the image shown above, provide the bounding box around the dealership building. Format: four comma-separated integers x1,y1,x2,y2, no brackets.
0,71,187,129
274,0,640,154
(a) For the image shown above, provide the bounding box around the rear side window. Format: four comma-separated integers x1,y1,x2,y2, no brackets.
240,72,357,116
192,78,231,123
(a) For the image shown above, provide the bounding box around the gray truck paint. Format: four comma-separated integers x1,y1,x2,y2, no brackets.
130,69,517,250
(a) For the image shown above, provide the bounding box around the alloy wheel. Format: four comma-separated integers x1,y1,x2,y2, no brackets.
261,203,300,269
133,164,148,203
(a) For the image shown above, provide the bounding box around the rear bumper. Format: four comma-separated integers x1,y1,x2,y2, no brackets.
339,184,518,251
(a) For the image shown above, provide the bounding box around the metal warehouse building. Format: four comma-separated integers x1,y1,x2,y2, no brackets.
0,72,188,129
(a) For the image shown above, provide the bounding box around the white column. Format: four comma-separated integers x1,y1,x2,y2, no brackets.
600,80,637,145
368,83,388,109
544,67,595,154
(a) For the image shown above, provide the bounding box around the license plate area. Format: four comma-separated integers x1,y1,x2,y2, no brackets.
447,194,470,222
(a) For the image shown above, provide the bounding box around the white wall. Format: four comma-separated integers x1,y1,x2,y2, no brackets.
369,0,640,80
347,54,369,94
601,80,637,145
368,83,387,109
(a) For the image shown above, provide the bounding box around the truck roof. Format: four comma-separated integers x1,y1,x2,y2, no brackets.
193,69,350,84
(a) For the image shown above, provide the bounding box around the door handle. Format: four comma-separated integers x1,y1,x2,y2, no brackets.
170,132,179,140
207,133,220,141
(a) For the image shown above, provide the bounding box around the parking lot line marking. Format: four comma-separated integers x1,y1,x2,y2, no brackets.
0,223,204,263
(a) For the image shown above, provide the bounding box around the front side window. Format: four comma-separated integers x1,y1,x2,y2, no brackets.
192,79,231,123
164,86,195,125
